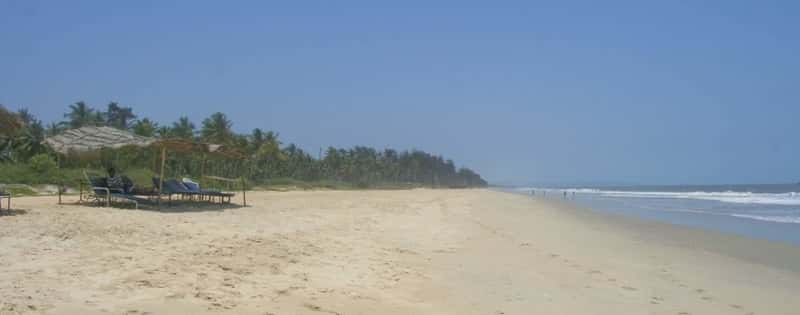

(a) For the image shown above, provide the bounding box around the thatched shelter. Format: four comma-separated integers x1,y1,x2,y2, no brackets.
44,126,156,155
44,126,248,208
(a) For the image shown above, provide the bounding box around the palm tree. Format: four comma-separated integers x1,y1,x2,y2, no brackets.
105,102,136,129
252,131,285,180
0,105,22,137
14,119,47,161
45,122,65,137
249,128,266,154
200,112,233,144
64,101,96,128
171,116,195,139
131,118,157,137
0,105,22,161
92,111,105,126
15,108,35,125
0,108,47,162
156,126,171,138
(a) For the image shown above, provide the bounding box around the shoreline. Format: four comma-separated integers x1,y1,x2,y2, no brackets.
1,189,798,314
531,195,800,274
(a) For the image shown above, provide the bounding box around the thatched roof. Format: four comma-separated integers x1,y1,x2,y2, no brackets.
44,126,156,154
156,139,246,159
44,126,245,159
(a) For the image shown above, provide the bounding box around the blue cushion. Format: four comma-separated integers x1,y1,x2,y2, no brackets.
183,180,200,192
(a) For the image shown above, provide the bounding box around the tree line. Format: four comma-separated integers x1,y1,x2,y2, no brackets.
0,102,487,188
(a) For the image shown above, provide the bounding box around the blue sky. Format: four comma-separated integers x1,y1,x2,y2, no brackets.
2,1,799,185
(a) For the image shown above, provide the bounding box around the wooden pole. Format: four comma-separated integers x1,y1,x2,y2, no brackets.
200,153,205,187
57,154,62,205
158,146,166,210
241,177,247,207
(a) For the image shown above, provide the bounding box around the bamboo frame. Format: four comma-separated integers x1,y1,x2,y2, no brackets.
158,146,166,209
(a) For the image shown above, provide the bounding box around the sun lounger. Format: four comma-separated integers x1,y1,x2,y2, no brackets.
85,171,149,209
153,177,199,204
153,177,235,205
182,178,235,204
0,190,10,212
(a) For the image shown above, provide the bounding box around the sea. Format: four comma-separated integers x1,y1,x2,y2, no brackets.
507,184,800,245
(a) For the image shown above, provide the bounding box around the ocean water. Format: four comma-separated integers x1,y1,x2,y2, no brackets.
509,184,800,245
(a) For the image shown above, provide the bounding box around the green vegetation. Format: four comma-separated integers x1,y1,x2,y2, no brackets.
0,102,488,190
3,185,38,197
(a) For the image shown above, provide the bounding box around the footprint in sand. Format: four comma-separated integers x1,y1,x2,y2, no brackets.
694,289,713,301
303,303,341,315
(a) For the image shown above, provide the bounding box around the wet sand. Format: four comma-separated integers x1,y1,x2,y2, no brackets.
1,189,798,314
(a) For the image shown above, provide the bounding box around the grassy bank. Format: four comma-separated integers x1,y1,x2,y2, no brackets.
1,164,453,195
253,178,429,191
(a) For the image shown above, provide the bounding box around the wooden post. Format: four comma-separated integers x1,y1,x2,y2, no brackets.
200,154,206,188
158,146,166,209
241,177,247,207
56,154,62,205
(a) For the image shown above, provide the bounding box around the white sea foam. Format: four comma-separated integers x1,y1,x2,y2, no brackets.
512,187,800,224
555,189,800,206
729,214,800,224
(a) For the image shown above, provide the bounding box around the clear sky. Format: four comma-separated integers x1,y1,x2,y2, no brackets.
2,1,799,185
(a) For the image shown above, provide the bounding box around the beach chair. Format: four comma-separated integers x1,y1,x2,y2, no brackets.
0,188,10,212
153,177,199,204
84,171,149,209
182,178,235,204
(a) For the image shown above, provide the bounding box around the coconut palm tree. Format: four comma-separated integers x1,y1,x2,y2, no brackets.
200,112,233,144
15,109,47,159
131,118,157,137
105,102,136,129
45,122,65,137
171,116,195,139
0,105,22,137
64,101,96,128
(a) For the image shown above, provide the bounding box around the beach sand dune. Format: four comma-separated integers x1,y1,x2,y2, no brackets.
1,189,798,314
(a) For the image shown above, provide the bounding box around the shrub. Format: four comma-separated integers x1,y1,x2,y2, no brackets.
28,154,57,175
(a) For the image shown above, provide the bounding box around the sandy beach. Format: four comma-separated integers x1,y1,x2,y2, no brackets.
1,189,798,314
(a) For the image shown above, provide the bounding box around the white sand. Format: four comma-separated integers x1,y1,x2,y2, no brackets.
1,189,798,314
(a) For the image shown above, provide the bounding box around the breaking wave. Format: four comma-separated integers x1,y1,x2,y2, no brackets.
728,214,800,224
516,187,800,206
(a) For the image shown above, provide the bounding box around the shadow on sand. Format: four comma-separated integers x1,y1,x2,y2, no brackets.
148,202,247,213
0,208,29,216
66,200,247,213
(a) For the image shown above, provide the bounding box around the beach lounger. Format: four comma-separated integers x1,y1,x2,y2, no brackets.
182,178,235,204
0,190,10,212
153,177,200,204
85,171,149,209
